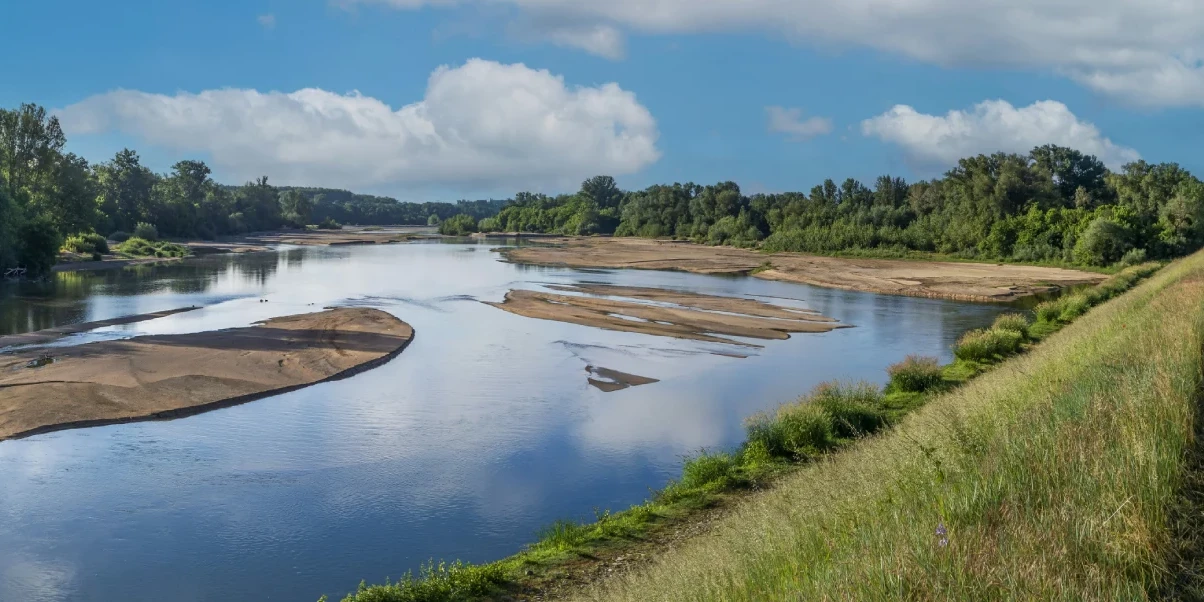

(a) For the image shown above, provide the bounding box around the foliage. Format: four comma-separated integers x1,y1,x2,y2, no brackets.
953,328,1025,363
15,215,62,275
107,230,130,243
133,222,158,241
886,355,945,393
116,237,189,258
990,312,1031,339
317,217,342,230
328,561,505,602
62,232,109,255
437,214,478,236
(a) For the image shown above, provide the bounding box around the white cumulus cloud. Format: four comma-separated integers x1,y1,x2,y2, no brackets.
344,0,1204,107
55,59,660,192
860,99,1140,169
765,106,832,140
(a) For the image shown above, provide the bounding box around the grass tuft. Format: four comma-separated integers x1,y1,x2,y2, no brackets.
886,355,945,394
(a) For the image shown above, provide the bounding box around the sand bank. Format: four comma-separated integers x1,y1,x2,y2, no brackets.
487,285,846,346
500,237,1107,302
0,308,412,441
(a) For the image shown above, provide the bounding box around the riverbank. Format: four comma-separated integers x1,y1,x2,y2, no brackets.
499,237,1106,302
0,308,413,441
332,261,1170,601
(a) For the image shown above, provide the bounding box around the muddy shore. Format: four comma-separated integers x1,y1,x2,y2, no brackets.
0,308,412,441
500,237,1107,302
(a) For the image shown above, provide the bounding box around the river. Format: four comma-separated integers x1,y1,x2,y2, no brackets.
0,240,1014,601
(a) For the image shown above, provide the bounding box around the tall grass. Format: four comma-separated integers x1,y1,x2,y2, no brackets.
333,260,1166,602
578,254,1203,601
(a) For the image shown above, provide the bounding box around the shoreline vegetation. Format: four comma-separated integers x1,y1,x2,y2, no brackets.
326,260,1168,602
0,308,413,441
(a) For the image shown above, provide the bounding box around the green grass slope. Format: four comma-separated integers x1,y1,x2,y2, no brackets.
580,252,1204,601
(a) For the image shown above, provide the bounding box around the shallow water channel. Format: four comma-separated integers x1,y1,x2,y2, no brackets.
0,241,1015,601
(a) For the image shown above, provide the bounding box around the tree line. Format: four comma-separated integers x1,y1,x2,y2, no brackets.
0,103,507,275
450,146,1204,268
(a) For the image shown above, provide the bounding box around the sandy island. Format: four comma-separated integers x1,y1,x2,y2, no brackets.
0,308,412,441
488,284,846,347
500,237,1107,302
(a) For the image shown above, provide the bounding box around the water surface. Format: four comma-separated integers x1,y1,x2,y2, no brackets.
0,242,1012,601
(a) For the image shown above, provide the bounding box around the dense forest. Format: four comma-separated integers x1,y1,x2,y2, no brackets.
0,103,507,275
463,147,1204,268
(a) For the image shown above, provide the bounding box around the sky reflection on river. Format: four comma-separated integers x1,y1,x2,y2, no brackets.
0,242,1011,601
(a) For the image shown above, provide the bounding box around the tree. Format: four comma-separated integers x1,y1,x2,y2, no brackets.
95,149,157,234
279,189,313,227
1030,144,1110,204
16,214,62,275
31,153,97,234
1074,217,1132,266
0,104,66,201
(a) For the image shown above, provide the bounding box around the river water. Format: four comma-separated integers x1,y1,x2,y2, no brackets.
0,241,1013,602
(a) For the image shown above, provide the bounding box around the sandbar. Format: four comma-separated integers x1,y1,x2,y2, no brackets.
0,308,412,441
500,237,1107,302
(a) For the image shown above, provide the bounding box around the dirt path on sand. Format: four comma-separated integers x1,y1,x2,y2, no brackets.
500,237,1106,302
0,308,412,441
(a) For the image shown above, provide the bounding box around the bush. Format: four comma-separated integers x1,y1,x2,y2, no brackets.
108,230,130,243
954,328,1024,363
317,217,342,230
1035,300,1063,323
116,237,188,258
1058,293,1091,321
747,401,835,460
886,355,945,393
810,381,888,438
991,313,1031,339
679,451,740,490
1073,217,1131,266
62,232,109,255
332,560,505,602
16,216,62,276
1118,248,1147,267
438,214,478,236
133,222,158,241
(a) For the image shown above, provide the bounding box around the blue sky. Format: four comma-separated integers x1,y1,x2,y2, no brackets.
3,0,1203,200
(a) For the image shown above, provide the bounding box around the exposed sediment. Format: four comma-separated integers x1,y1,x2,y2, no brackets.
487,287,846,346
500,237,1107,302
0,308,412,441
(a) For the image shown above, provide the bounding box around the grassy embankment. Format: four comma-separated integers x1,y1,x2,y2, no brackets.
329,261,1177,602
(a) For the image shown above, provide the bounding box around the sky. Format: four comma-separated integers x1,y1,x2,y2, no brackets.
2,0,1203,201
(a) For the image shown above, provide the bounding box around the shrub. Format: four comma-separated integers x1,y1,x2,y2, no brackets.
16,216,62,276
1073,217,1131,266
954,328,1024,363
886,355,945,393
116,237,188,258
1035,300,1063,323
991,313,1031,339
679,451,739,490
1058,293,1091,321
1118,248,1147,267
108,230,130,243
317,217,342,230
133,222,158,241
810,381,887,438
438,214,478,236
747,401,835,460
332,560,505,602
62,232,109,255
